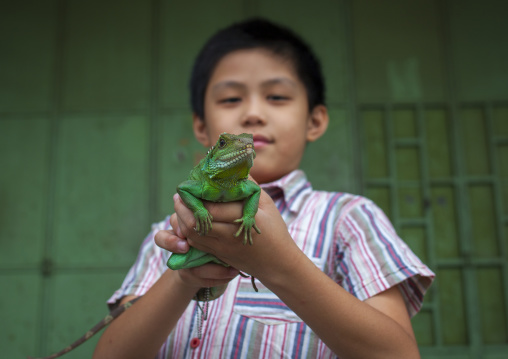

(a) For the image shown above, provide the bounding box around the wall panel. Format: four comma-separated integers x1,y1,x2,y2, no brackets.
159,0,245,109
353,0,447,103
0,1,57,111
62,0,152,111
0,274,41,358
450,0,508,101
53,115,149,267
0,118,51,266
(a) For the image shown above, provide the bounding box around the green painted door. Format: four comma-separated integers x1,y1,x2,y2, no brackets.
354,1,508,358
1,1,507,358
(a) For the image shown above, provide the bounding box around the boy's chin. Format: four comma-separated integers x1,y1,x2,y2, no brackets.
251,166,287,184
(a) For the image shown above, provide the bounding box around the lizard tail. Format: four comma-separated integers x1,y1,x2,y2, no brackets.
27,297,141,359
239,271,258,292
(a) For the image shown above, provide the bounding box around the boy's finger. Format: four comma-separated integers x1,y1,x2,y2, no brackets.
173,194,201,234
169,212,185,238
154,229,189,253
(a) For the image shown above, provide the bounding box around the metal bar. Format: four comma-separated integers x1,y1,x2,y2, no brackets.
364,178,393,186
453,104,482,353
385,104,399,229
440,0,481,353
366,179,422,187
416,103,441,345
485,102,508,342
429,178,458,186
398,218,428,227
463,176,496,185
437,258,508,268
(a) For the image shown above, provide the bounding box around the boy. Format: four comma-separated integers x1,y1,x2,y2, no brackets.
94,18,434,358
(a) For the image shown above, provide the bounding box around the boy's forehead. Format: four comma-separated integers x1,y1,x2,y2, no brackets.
210,49,298,78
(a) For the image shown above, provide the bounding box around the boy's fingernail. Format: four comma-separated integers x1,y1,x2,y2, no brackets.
176,240,188,253
228,267,239,276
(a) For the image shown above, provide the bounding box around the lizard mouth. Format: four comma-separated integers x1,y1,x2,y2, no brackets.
217,144,255,168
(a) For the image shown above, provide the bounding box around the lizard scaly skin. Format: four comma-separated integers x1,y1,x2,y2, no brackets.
167,132,261,300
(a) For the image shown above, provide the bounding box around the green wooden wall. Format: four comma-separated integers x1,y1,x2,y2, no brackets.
1,1,507,358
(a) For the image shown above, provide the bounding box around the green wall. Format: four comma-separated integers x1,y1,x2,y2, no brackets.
1,1,507,358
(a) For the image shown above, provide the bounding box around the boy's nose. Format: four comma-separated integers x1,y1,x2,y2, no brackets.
242,113,265,126
242,98,266,126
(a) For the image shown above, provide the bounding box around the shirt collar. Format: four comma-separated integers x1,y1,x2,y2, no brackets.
260,170,313,213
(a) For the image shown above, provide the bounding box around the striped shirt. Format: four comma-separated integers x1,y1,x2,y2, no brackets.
108,170,434,358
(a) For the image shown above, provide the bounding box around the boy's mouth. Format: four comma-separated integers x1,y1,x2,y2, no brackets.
252,134,272,149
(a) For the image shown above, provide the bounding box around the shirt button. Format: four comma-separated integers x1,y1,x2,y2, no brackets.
190,337,200,349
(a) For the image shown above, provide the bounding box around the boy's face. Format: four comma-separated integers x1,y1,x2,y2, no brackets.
193,48,328,184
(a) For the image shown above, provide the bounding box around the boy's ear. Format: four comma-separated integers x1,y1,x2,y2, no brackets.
192,114,212,147
306,105,329,142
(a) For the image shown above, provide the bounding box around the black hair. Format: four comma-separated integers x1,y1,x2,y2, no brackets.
190,18,325,119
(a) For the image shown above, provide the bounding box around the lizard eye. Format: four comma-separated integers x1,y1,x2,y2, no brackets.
219,138,226,148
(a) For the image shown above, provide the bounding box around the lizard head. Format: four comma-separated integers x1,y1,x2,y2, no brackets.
204,133,256,181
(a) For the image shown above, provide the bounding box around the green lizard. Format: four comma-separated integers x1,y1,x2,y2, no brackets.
27,133,261,358
167,132,261,300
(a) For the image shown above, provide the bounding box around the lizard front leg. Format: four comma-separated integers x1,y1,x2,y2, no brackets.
177,180,213,235
233,181,261,245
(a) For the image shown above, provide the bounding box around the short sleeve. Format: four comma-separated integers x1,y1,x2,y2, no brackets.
336,198,434,317
107,216,172,309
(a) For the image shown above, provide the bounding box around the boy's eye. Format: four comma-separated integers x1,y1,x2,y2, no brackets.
267,95,289,101
219,97,241,104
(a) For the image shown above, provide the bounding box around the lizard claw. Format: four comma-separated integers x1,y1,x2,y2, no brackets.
195,209,213,236
234,218,261,245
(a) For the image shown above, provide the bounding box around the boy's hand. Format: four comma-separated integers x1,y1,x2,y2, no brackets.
154,228,240,290
172,189,304,283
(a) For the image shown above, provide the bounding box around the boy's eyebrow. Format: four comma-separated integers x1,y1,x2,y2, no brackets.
260,77,299,89
210,81,245,93
210,77,298,93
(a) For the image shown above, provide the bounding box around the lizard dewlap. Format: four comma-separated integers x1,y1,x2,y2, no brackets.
167,132,261,300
